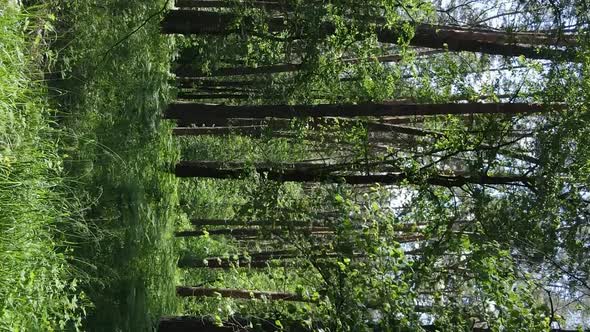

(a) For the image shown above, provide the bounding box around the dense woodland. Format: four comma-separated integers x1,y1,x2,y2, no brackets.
1,0,590,331
160,0,590,331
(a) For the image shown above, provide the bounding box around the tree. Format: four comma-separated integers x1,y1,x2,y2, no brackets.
165,1,590,328
173,160,533,188
161,9,577,60
174,50,443,78
164,102,554,122
176,286,312,302
158,316,234,332
175,0,288,10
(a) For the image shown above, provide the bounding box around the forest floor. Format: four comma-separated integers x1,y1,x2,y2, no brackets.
1,0,183,331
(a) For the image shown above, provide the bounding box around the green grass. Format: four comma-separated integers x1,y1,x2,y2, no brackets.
0,0,184,330
2,1,320,330
0,3,87,330
45,0,182,330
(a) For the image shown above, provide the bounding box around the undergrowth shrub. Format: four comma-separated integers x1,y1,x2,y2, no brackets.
0,3,89,330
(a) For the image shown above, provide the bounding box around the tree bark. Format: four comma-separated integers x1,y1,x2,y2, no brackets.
377,23,576,60
175,0,288,10
188,218,426,232
160,10,576,60
420,326,582,332
158,316,235,332
178,256,281,268
158,316,311,332
172,124,409,137
178,250,324,268
176,63,301,78
161,10,239,35
177,93,251,100
174,226,334,238
176,286,311,301
174,50,443,78
158,316,584,332
178,244,423,268
172,120,439,138
164,102,555,122
173,125,266,136
176,78,263,89
174,160,401,175
173,160,532,187
180,86,258,94
189,218,312,227
367,122,444,137
174,115,425,128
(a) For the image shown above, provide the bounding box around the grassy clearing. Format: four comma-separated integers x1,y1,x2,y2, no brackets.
45,0,182,330
0,3,87,330
5,1,305,330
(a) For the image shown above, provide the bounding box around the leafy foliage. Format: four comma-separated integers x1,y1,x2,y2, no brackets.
0,3,88,330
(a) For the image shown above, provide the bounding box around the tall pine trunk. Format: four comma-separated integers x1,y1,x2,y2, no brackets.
176,286,311,301
173,160,533,188
164,102,553,122
176,93,251,100
175,0,288,10
189,218,314,227
178,250,321,269
173,126,266,136
158,316,310,332
174,226,334,238
158,316,234,332
160,10,576,60
174,50,443,78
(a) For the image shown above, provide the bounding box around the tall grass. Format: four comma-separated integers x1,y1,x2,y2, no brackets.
0,3,87,330
46,0,180,330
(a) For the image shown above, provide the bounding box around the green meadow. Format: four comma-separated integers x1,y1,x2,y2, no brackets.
2,0,590,331
1,1,181,330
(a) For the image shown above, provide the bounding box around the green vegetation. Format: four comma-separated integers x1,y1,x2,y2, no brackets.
3,0,590,331
47,0,179,330
1,0,180,330
0,3,87,330
163,1,590,331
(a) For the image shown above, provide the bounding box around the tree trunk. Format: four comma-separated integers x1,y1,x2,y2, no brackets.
173,125,266,136
174,50,443,78
178,241,426,268
174,115,422,128
158,316,311,332
189,218,310,227
176,63,301,78
178,250,319,268
176,78,263,89
175,0,288,10
158,316,234,332
176,286,311,301
160,10,576,60
181,86,258,94
173,160,533,187
189,218,331,228
174,226,334,238
172,120,437,138
377,23,575,60
188,218,426,232
158,316,582,332
420,326,580,332
176,93,251,100
172,124,411,137
178,256,281,268
164,102,554,122
174,160,401,175
161,10,238,35
367,122,443,137
177,117,270,128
